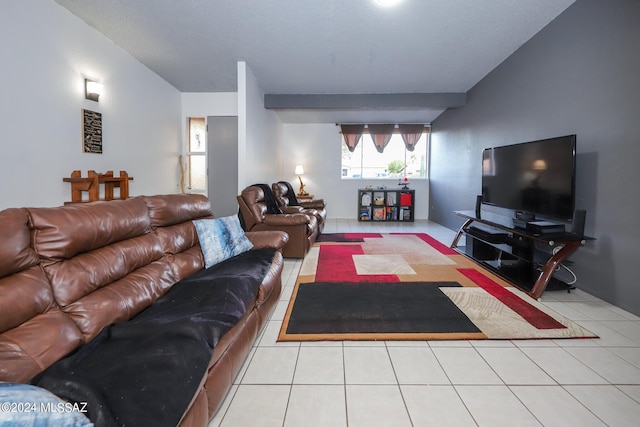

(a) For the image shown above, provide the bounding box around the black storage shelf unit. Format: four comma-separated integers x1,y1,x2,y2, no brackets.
358,188,414,222
454,228,545,291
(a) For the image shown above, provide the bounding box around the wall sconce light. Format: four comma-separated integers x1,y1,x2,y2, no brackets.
294,165,308,196
85,79,104,102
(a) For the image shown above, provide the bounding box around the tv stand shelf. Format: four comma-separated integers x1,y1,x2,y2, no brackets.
451,210,593,300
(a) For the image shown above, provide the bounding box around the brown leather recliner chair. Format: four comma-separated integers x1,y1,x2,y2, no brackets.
272,181,327,233
237,185,318,258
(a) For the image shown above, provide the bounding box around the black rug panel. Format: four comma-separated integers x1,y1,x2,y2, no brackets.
286,281,480,335
316,233,365,243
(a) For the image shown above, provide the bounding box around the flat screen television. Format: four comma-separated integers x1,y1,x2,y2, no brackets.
481,135,576,222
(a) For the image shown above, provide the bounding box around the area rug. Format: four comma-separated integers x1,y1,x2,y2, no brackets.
278,233,596,341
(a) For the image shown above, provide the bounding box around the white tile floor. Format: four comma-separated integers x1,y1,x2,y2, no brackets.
209,219,640,427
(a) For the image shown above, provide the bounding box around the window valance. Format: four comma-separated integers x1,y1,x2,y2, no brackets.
340,124,365,153
339,123,429,153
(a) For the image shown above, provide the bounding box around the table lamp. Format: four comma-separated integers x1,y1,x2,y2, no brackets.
295,165,308,196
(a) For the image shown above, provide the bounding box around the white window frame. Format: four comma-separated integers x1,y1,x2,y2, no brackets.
185,117,207,194
341,130,429,180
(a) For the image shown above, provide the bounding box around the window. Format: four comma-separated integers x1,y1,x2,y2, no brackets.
186,117,206,194
341,131,428,179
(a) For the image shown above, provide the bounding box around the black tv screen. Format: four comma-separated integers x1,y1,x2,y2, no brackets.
481,135,576,222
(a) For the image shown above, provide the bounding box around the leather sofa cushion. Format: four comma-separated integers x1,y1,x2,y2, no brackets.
59,261,176,341
145,194,213,281
29,198,174,342
0,309,84,383
43,233,165,307
144,193,212,227
0,209,83,383
0,208,39,277
30,197,151,261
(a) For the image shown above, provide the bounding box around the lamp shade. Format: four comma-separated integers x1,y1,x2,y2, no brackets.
294,165,304,175
532,159,547,170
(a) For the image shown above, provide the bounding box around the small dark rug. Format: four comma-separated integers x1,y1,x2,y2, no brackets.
279,281,486,341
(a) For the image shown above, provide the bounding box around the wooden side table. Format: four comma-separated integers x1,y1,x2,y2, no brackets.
297,194,314,200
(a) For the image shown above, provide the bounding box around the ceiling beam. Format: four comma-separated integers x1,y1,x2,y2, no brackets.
264,93,467,110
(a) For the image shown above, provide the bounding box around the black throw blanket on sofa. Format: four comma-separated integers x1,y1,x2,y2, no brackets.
33,248,276,427
251,183,282,214
278,181,300,206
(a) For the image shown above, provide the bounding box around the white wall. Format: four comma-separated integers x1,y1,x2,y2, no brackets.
0,0,181,210
181,92,238,118
237,62,283,189
280,123,430,219
1,2,429,219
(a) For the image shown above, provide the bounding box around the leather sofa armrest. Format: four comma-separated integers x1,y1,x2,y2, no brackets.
282,206,304,214
245,231,289,251
264,213,311,226
299,199,326,209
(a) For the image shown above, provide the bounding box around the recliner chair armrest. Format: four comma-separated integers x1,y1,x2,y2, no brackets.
245,231,289,251
301,208,318,217
299,199,327,209
244,230,289,250
282,206,304,214
264,213,312,226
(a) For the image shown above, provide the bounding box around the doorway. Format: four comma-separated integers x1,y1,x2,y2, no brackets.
207,116,239,217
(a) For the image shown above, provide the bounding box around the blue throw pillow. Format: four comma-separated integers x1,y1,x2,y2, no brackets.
193,216,253,269
0,382,93,426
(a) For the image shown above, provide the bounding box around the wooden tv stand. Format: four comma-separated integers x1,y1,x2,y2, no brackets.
451,210,593,300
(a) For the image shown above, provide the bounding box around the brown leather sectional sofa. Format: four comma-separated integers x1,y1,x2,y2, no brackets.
0,194,287,426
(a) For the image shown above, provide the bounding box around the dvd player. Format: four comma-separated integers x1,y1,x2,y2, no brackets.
526,221,566,235
467,226,508,243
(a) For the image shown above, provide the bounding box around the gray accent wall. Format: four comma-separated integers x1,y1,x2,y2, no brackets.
429,0,640,315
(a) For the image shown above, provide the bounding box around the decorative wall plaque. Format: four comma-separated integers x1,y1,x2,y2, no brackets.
82,109,102,153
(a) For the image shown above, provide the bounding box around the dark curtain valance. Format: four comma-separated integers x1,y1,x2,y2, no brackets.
339,123,430,153
398,124,425,152
367,124,395,153
340,124,365,153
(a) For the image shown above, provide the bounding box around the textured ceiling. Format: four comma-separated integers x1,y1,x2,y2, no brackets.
55,0,575,122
